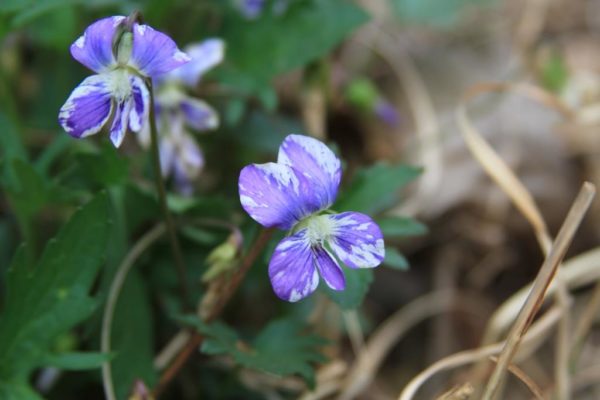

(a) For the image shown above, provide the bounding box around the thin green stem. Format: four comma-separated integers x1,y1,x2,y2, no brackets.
147,79,191,308
102,224,166,400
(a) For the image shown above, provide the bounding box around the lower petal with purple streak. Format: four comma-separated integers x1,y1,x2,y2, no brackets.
59,74,113,139
314,246,345,291
128,75,150,132
327,212,385,269
268,231,319,302
109,99,132,148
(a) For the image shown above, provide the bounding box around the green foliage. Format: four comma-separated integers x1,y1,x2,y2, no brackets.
541,52,568,93
393,0,496,27
336,163,421,215
324,268,374,310
383,248,409,270
377,216,428,238
0,194,110,392
75,143,130,188
110,270,157,399
220,0,369,84
181,316,327,387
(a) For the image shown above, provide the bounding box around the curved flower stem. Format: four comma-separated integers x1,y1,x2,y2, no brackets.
102,224,166,400
147,79,191,308
152,228,274,397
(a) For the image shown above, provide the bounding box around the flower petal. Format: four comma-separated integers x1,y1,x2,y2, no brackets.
70,16,124,73
130,24,190,77
109,99,132,148
180,98,219,131
277,134,341,210
178,133,204,176
174,39,225,87
327,212,385,269
314,246,345,291
159,137,176,177
269,231,319,302
128,75,150,132
59,74,113,139
239,162,312,229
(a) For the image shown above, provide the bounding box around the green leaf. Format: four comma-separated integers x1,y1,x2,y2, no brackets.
325,269,374,310
75,143,129,187
221,0,368,83
5,159,49,219
377,216,427,238
336,163,421,215
110,270,157,400
0,381,42,400
383,248,409,270
0,194,111,382
42,351,112,370
181,316,326,387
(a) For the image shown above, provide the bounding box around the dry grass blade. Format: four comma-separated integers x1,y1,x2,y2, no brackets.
569,281,600,369
456,82,574,252
339,290,469,399
398,306,562,400
489,356,545,400
483,246,600,345
435,383,474,400
481,183,596,400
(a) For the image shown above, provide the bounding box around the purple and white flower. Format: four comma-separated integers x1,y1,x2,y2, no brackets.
59,16,190,147
239,134,385,302
138,39,224,194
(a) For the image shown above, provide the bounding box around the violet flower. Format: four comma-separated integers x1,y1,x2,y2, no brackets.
239,134,385,302
138,39,224,194
59,16,190,147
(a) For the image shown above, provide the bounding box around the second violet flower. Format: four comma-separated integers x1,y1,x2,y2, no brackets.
239,134,385,302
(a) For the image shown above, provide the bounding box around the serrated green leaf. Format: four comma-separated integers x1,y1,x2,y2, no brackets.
42,351,112,370
383,248,409,270
377,216,427,238
0,194,111,382
325,269,373,310
181,316,326,387
336,163,421,215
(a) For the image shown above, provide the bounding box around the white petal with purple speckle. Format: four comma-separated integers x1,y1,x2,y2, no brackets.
278,134,341,211
268,230,319,302
239,162,311,229
327,212,385,269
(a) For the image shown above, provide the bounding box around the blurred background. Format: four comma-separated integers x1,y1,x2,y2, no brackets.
2,0,600,399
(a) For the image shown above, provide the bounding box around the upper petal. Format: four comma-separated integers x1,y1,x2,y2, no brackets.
277,134,341,210
173,39,225,87
70,16,124,73
130,24,190,77
128,75,150,133
159,137,176,177
268,231,319,302
327,212,385,269
180,98,219,131
239,162,312,230
59,74,113,139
